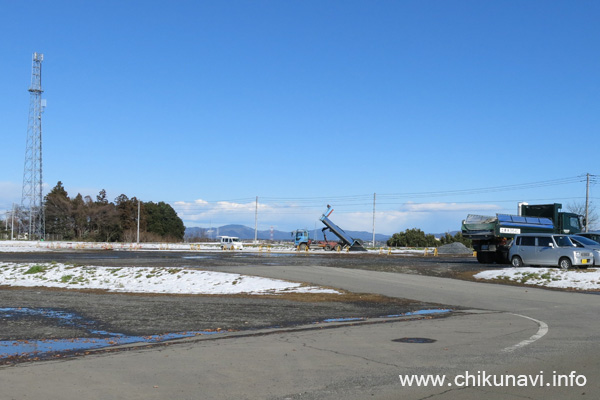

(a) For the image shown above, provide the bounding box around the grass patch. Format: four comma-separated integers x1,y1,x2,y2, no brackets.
540,272,554,281
518,272,540,283
70,276,90,284
24,265,47,274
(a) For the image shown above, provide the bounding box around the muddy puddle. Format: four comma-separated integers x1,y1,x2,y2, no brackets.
0,307,223,362
1,307,451,363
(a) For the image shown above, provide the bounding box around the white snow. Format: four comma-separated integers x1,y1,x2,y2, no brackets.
0,241,52,252
0,240,434,255
474,267,600,291
0,263,340,295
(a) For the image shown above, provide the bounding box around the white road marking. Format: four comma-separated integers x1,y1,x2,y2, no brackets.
502,313,549,353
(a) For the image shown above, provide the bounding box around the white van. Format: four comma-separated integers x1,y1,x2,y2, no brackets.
219,236,243,250
509,233,593,269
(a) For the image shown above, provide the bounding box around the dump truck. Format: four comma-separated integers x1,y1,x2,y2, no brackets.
292,229,311,251
320,205,366,251
292,205,367,251
291,229,341,251
461,203,584,264
320,229,343,251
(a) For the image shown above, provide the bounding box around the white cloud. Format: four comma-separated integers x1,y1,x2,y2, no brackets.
326,202,500,234
402,202,498,213
173,199,502,235
174,199,320,232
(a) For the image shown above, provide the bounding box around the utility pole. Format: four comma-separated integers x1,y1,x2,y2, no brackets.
372,193,376,247
585,173,590,232
20,52,45,240
11,204,15,240
254,196,258,244
137,200,141,244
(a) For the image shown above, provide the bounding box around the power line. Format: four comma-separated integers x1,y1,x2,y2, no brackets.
170,175,593,212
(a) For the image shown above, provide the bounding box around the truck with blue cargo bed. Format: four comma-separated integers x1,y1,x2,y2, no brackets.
461,203,584,264
292,205,366,251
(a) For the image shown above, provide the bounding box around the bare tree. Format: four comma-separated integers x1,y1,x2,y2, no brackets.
567,201,599,231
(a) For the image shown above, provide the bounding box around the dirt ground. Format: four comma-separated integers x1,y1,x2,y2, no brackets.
0,249,483,277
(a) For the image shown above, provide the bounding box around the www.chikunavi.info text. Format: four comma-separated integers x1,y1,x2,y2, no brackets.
399,370,586,387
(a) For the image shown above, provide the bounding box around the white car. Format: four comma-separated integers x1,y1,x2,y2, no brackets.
509,233,593,269
570,235,600,265
219,236,243,250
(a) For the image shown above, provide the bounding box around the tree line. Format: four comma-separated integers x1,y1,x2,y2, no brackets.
43,181,185,242
386,228,471,248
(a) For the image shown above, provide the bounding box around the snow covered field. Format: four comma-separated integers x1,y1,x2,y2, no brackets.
0,241,432,296
0,240,230,252
475,267,600,291
0,240,437,254
0,262,340,295
4,241,597,291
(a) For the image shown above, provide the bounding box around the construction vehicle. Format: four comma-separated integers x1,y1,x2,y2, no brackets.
320,205,366,251
291,229,342,251
292,205,367,251
461,203,584,264
320,229,343,251
292,229,312,251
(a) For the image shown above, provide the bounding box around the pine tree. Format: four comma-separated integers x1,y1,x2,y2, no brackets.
44,181,74,239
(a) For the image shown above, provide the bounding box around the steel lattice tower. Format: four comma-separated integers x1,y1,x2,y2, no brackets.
20,52,45,240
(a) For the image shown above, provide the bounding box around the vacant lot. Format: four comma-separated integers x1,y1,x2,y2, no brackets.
0,249,480,276
1,251,468,352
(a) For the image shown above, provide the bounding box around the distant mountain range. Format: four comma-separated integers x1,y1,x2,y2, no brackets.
185,225,391,242
185,225,460,243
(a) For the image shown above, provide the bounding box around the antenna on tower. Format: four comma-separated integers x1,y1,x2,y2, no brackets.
19,52,45,240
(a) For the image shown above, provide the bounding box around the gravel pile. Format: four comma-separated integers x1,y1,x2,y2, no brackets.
437,242,472,255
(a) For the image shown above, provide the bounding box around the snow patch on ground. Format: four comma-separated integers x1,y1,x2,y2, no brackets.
474,267,600,290
0,240,436,255
0,263,340,295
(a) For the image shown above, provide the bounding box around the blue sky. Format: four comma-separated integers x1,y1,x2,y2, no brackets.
1,0,599,235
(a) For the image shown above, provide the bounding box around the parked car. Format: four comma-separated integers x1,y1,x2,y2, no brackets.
219,236,243,250
509,233,594,269
574,231,600,244
570,235,600,265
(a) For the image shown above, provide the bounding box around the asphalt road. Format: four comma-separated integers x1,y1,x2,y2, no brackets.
1,250,599,399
